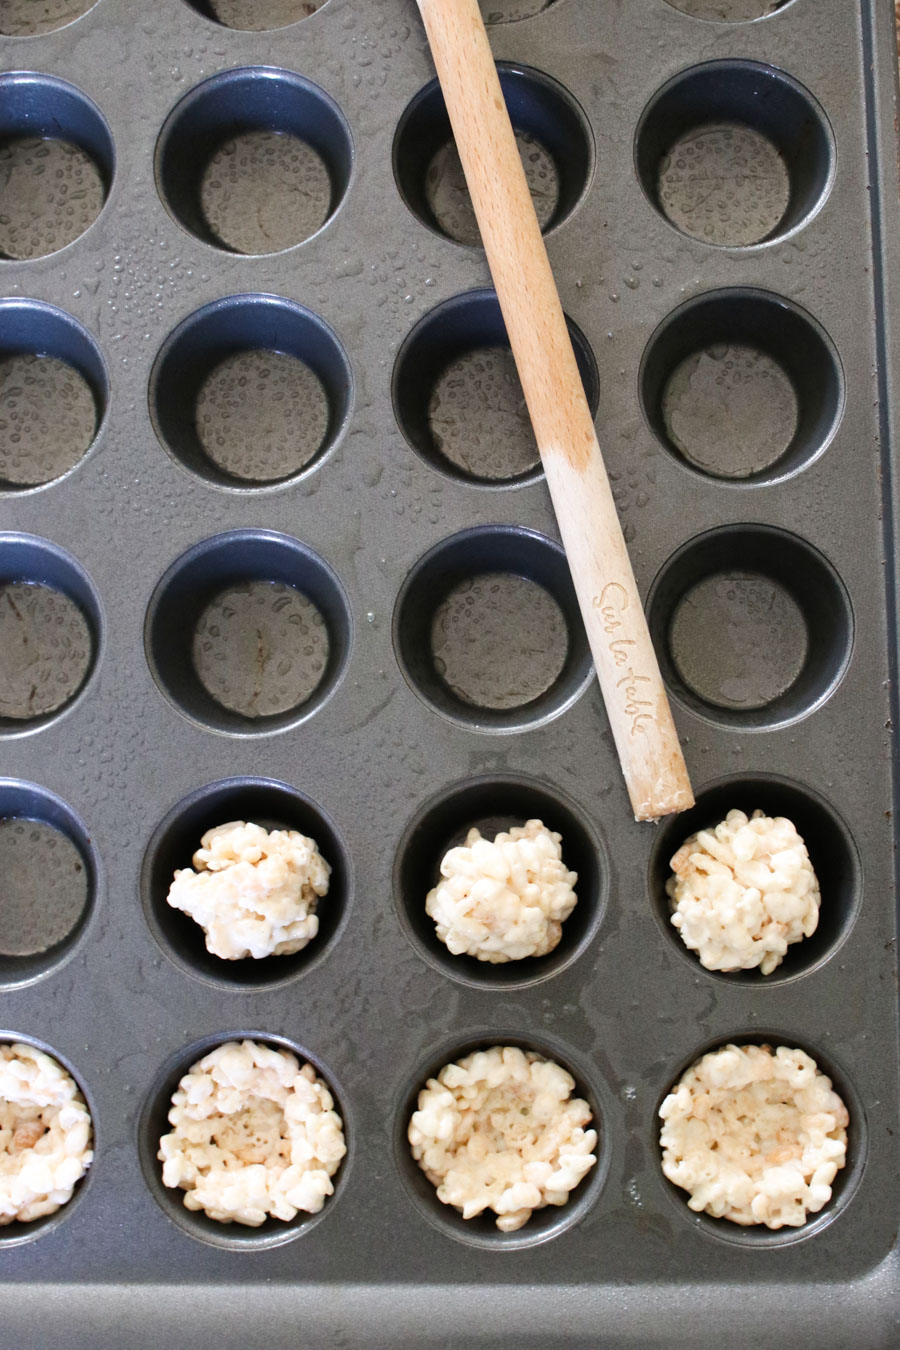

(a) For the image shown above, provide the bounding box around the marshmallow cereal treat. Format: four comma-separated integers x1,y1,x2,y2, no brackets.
660,1043,849,1229
167,820,331,961
666,810,820,975
158,1040,346,1227
426,820,578,963
0,1043,93,1226
408,1045,597,1232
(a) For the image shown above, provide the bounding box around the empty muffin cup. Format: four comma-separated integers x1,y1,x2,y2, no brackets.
393,290,598,485
144,530,351,735
0,73,113,259
0,781,98,989
149,294,352,489
647,525,853,730
394,525,592,731
0,0,101,35
478,0,561,20
635,60,833,247
156,67,352,254
663,0,790,19
640,289,843,483
0,299,107,491
181,0,329,29
0,534,102,735
394,64,593,247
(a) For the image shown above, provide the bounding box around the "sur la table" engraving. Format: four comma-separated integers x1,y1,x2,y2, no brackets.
592,582,655,736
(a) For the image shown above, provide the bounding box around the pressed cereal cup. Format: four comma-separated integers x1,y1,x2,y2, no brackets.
652,1031,868,1249
137,1031,352,1251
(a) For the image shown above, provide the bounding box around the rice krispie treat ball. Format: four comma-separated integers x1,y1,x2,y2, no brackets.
0,1043,93,1226
409,1045,597,1232
158,1039,346,1227
167,821,331,961
666,810,820,975
426,820,578,963
660,1043,849,1229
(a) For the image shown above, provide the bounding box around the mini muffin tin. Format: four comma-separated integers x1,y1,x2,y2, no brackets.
1,0,899,1345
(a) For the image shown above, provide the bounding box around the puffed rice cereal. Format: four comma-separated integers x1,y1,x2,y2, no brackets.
158,1039,346,1227
667,810,820,974
408,1045,597,1232
167,820,331,961
426,820,578,963
659,1042,849,1228
0,1042,93,1225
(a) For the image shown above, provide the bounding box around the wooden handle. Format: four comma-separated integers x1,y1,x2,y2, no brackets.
415,0,693,820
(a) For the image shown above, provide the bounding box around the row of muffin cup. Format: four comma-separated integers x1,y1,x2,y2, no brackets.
0,0,808,42
0,0,574,41
0,769,859,993
0,59,832,262
0,1022,865,1253
0,281,843,496
0,516,854,741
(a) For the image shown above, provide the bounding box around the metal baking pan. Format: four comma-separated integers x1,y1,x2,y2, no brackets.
0,0,898,1344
